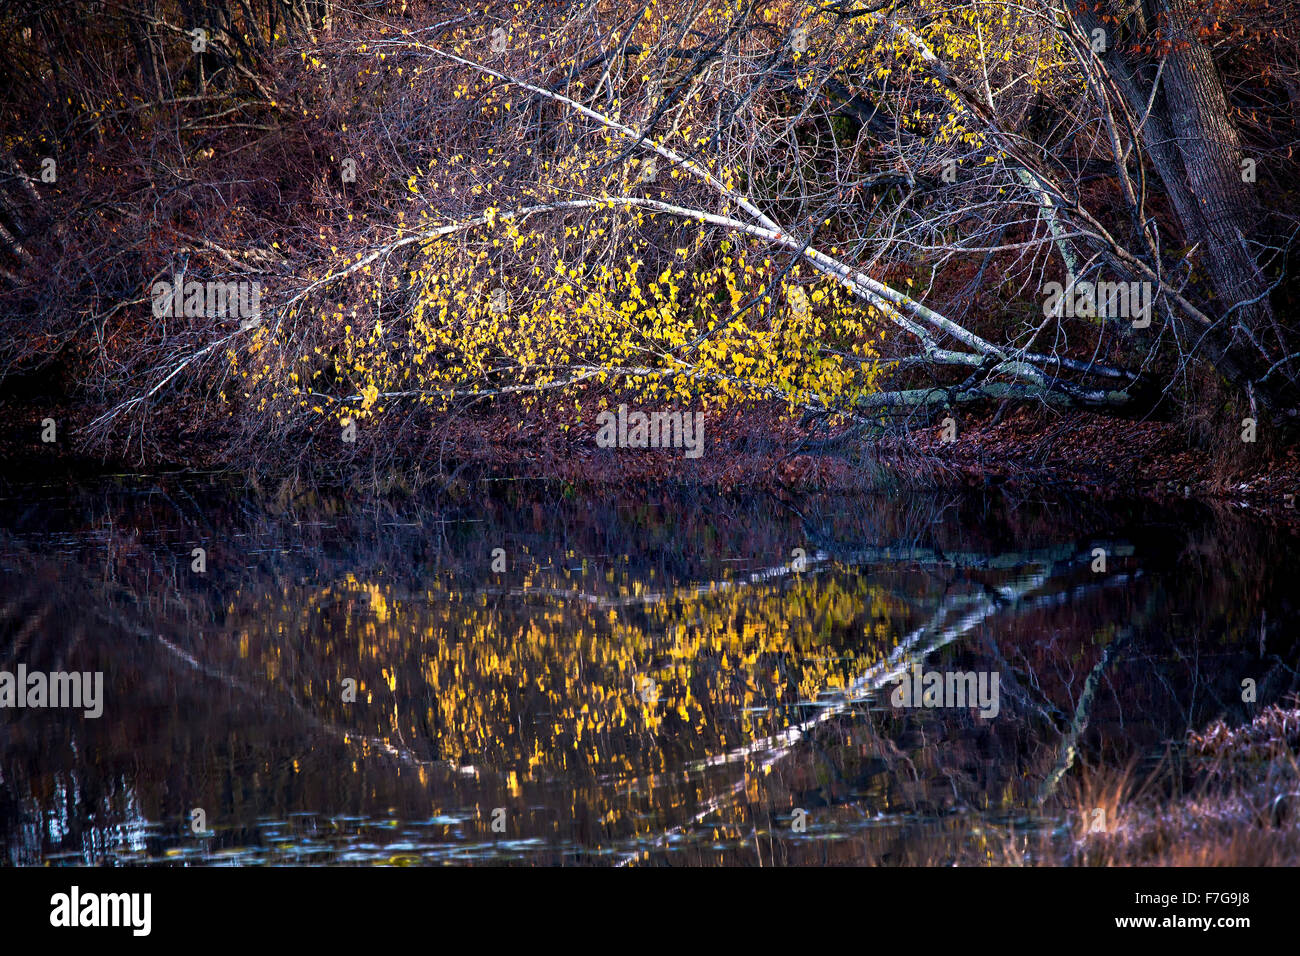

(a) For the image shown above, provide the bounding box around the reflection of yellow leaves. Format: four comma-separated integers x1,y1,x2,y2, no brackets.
231,570,902,780
364,584,389,623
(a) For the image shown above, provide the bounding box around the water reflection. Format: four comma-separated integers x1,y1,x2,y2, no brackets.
0,478,1296,865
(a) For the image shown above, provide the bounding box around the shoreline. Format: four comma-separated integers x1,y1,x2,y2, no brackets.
3,399,1296,518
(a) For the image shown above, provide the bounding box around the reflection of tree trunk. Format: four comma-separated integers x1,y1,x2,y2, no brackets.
617,559,1140,865
1038,628,1133,804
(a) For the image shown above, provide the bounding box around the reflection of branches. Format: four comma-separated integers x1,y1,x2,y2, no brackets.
471,549,831,609
614,585,1006,865
617,556,1139,865
981,633,1069,728
132,622,449,777
469,539,1137,612
1038,628,1134,804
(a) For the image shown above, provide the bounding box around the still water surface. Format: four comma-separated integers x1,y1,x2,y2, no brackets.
1,477,1295,864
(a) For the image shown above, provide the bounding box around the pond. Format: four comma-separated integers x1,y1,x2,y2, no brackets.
1,476,1295,865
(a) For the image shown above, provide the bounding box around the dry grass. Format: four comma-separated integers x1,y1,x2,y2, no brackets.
1052,703,1300,865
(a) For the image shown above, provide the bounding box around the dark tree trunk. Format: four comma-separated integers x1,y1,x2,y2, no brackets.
1081,0,1298,416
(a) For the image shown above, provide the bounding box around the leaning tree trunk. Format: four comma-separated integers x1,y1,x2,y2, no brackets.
1161,0,1282,356
1082,0,1297,416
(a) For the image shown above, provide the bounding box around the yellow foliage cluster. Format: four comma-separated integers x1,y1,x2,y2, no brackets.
219,0,1087,431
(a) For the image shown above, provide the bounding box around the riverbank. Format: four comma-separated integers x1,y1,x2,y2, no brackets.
3,397,1297,519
